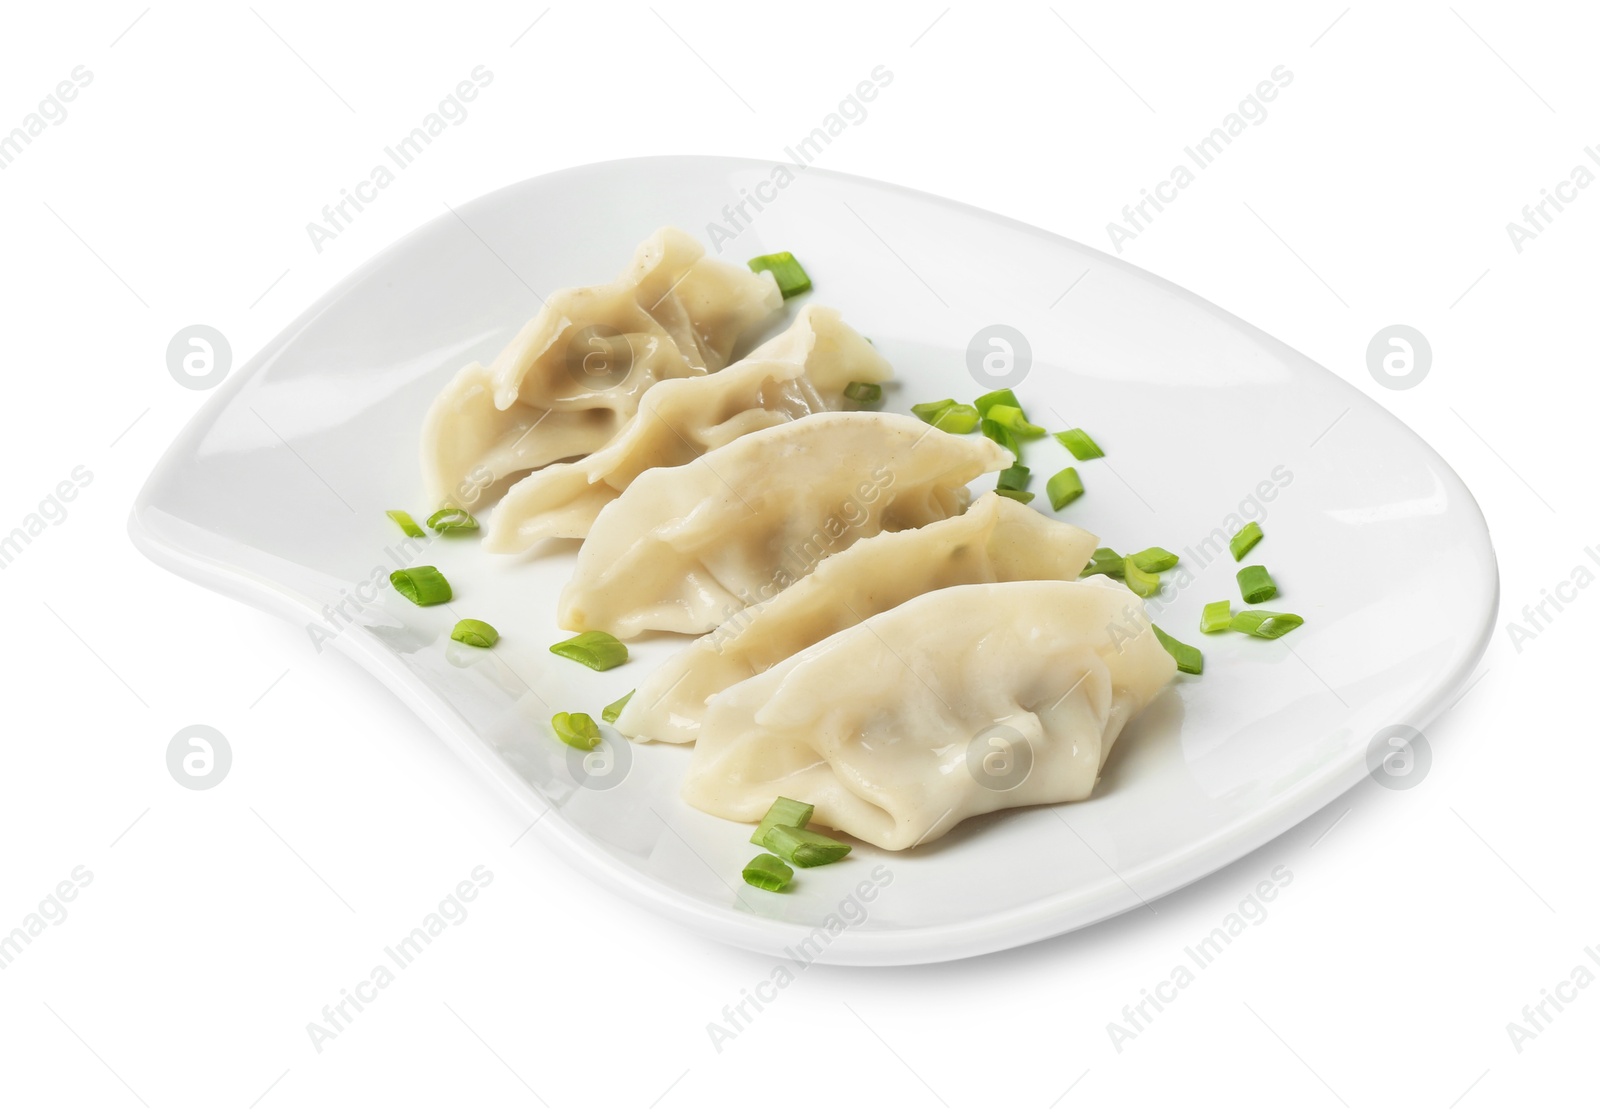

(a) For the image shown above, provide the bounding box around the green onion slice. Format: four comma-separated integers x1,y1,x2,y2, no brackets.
742,853,794,892
1152,624,1203,675
390,565,452,606
1081,547,1124,578
551,711,602,751
747,252,811,298
1128,546,1179,573
973,388,1022,417
1046,466,1084,510
549,630,629,671
984,403,1046,439
450,619,499,648
1237,565,1278,604
601,690,634,724
911,399,980,433
1054,428,1104,460
1123,554,1160,597
1200,600,1233,634
427,507,479,535
752,796,815,846
1229,610,1304,639
761,824,853,867
1230,521,1263,561
843,381,881,405
997,463,1031,491
995,488,1034,503
981,417,1021,458
386,510,425,538
931,403,979,433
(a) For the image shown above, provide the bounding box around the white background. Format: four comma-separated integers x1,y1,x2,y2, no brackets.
0,2,1593,1112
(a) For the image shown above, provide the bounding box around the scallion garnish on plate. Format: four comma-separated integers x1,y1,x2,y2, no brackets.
1200,600,1233,633
1237,565,1278,604
549,631,629,671
601,690,634,724
761,824,852,867
551,711,603,750
386,510,425,538
390,565,452,606
450,619,499,648
751,797,815,846
1229,610,1304,639
1152,625,1203,675
742,854,794,892
1054,428,1104,460
1046,466,1084,510
747,252,811,298
1230,521,1263,561
843,381,881,405
427,507,479,535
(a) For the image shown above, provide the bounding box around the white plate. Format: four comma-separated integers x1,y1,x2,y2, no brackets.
131,156,1496,965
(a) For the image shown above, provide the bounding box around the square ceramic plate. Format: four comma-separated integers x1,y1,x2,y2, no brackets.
132,156,1496,965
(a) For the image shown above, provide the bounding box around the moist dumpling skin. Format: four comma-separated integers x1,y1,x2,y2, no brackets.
484,305,890,551
556,412,1013,638
615,492,1098,743
680,578,1177,851
420,227,781,508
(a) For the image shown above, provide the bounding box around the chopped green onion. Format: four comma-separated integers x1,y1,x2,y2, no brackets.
981,417,1021,458
1237,565,1278,604
742,854,794,892
930,403,979,433
1230,521,1263,561
450,619,499,648
1229,610,1304,639
1152,625,1203,675
601,690,634,724
984,403,1046,439
761,824,853,867
1046,466,1084,510
752,796,815,846
549,631,629,671
1200,600,1233,634
1123,554,1160,597
427,507,479,535
911,399,980,433
997,463,1031,491
995,488,1035,504
386,510,425,538
1054,428,1104,460
843,381,881,405
1128,547,1179,573
747,252,811,298
973,388,1021,417
390,565,452,606
1082,547,1124,577
551,711,602,751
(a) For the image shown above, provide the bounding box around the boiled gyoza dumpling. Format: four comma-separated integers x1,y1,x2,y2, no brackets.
557,412,1013,637
483,305,890,552
420,227,781,508
681,579,1177,850
615,492,1099,743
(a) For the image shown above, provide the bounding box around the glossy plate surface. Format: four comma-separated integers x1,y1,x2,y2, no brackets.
131,157,1497,964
